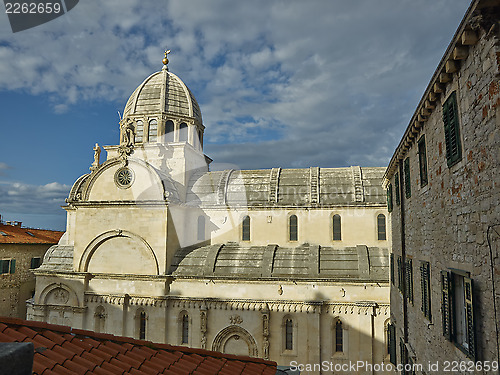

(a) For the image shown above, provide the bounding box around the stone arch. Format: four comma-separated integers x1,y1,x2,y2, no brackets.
40,283,80,307
82,158,166,202
212,325,258,357
78,230,159,275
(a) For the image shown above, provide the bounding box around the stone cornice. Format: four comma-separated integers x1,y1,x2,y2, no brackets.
83,293,389,315
384,0,484,182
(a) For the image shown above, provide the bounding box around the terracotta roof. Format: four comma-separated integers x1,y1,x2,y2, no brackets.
0,317,278,375
0,224,64,245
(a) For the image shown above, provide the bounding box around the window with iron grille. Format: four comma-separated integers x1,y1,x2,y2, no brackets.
135,120,144,143
335,320,343,352
148,119,158,143
442,92,462,167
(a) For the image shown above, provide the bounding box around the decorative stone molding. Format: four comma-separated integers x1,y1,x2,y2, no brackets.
229,315,243,325
200,305,208,349
261,304,270,360
212,325,258,357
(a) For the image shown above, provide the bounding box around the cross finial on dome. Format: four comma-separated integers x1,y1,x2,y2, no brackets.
162,49,171,71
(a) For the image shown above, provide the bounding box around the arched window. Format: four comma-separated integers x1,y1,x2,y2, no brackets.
198,130,203,149
333,214,341,241
179,122,188,142
197,216,205,241
135,120,144,143
181,314,189,344
165,120,174,142
148,119,158,143
285,319,293,350
289,215,298,241
242,216,250,241
377,214,386,240
335,320,343,352
94,306,106,333
138,310,147,340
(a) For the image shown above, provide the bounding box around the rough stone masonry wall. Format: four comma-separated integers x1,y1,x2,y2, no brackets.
0,243,51,318
390,14,500,371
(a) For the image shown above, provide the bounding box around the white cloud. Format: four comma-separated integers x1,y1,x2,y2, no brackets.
0,0,472,170
0,181,70,215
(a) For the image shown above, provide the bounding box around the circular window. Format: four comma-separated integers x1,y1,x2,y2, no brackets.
114,167,134,189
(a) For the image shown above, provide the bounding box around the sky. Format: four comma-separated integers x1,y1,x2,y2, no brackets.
0,0,472,231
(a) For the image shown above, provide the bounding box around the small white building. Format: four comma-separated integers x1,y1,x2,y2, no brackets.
28,56,391,373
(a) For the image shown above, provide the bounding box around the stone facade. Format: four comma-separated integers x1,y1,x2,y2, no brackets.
0,222,63,318
28,58,392,374
385,0,500,373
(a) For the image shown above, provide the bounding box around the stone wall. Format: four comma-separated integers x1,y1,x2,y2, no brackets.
0,243,51,318
387,3,500,371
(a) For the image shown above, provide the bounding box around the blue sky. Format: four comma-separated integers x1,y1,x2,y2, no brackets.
0,0,472,230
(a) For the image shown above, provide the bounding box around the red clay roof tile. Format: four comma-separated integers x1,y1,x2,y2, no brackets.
51,364,79,375
0,223,63,244
0,317,277,375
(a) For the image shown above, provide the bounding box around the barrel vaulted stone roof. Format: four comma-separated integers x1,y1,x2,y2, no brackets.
186,166,387,207
169,243,389,281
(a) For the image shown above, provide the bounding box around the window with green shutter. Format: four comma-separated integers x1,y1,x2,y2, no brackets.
397,256,403,293
420,261,432,321
442,92,462,167
390,254,395,285
400,338,408,374
387,183,393,212
395,173,400,206
441,269,476,359
389,323,397,365
404,157,411,199
0,259,15,274
418,136,428,187
406,258,413,304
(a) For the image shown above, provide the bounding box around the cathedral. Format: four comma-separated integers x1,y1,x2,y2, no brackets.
28,53,391,372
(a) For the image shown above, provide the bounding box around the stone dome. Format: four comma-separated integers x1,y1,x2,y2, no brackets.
123,66,202,123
